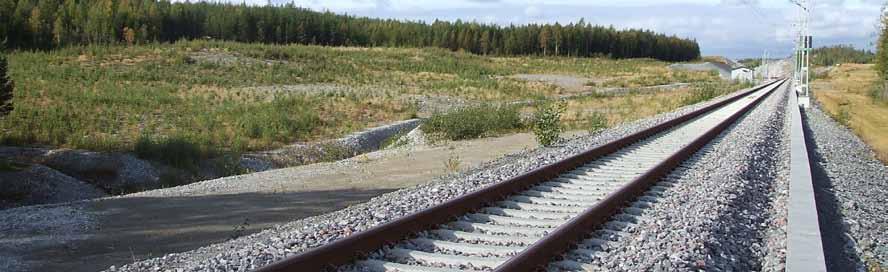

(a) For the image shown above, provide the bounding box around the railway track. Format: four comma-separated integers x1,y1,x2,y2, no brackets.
256,79,787,272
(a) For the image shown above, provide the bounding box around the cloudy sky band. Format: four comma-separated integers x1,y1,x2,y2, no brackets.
175,0,884,59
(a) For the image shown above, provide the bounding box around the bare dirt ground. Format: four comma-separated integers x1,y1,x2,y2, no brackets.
507,74,596,93
0,131,581,272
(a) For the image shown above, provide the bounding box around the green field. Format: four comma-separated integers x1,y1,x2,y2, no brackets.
1,40,732,165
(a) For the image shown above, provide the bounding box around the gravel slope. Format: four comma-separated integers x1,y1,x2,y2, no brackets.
551,81,791,271
0,204,98,272
109,88,752,271
803,105,888,270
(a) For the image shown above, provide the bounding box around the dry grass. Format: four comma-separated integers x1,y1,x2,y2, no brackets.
812,64,888,164
561,85,713,130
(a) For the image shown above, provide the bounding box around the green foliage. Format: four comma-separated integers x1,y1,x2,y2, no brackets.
878,7,888,81
812,45,875,66
585,112,608,134
380,129,410,149
871,80,888,103
213,153,249,177
424,105,523,140
135,135,208,170
0,40,677,157
737,58,762,68
0,159,27,172
532,101,566,147
1,0,700,61
444,152,461,172
681,83,730,106
0,48,12,116
833,102,853,127
236,96,320,142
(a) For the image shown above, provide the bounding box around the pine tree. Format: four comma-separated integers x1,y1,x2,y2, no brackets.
52,13,67,46
479,30,491,55
539,27,551,56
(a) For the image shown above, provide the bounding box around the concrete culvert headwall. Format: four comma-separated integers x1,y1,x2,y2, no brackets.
242,119,423,170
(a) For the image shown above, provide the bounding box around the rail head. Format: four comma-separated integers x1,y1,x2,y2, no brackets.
253,79,785,272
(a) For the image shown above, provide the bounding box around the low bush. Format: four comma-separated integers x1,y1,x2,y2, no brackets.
424,105,522,140
135,135,208,170
444,152,461,172
586,112,609,134
0,47,13,116
681,83,723,106
833,102,853,127
870,80,888,103
532,101,566,147
236,95,321,143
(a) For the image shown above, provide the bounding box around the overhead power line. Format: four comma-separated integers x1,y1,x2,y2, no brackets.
739,0,782,28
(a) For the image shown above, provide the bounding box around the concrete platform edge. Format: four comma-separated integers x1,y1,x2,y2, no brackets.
786,83,827,272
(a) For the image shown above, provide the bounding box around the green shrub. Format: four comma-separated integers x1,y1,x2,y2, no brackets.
424,105,522,140
135,135,207,169
532,101,566,147
834,103,852,127
237,96,321,142
682,83,721,106
0,159,27,172
586,112,609,134
871,80,888,103
0,48,13,116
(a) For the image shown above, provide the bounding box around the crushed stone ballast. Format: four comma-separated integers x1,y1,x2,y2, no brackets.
255,79,788,272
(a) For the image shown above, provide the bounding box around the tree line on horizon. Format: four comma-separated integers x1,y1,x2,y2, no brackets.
1,0,700,61
811,45,874,66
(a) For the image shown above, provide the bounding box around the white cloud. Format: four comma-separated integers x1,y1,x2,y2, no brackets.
524,5,542,19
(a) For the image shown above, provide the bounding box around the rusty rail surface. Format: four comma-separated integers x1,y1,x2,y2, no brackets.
255,79,786,272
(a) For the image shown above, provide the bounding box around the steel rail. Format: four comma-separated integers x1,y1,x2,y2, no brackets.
495,78,787,272
254,79,785,272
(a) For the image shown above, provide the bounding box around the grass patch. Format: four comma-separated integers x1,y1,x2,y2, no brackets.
0,40,719,160
134,135,209,170
444,152,462,173
585,112,609,134
682,83,721,106
380,129,412,149
236,95,320,144
0,159,27,172
424,105,523,140
870,80,888,103
562,81,749,132
600,69,716,88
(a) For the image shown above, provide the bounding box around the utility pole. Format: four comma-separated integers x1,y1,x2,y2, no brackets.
765,51,769,80
791,0,812,108
761,51,766,83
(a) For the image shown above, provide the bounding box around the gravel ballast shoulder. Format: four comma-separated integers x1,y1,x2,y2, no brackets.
0,204,98,272
803,105,888,270
108,87,774,272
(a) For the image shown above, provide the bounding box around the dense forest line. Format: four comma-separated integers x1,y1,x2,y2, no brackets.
0,0,700,61
812,45,875,66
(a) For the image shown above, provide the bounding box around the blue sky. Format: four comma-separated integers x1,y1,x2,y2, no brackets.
194,0,884,59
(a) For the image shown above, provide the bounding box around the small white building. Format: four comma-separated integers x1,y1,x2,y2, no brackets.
732,67,754,82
